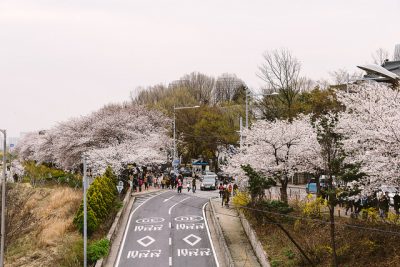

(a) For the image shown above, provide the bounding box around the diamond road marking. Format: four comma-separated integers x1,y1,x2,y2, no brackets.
137,236,155,247
183,234,201,246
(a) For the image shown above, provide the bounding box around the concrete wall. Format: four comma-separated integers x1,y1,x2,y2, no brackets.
239,211,270,267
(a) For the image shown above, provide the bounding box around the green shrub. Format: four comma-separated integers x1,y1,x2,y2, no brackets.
73,205,99,236
257,200,294,214
73,167,118,236
87,238,110,263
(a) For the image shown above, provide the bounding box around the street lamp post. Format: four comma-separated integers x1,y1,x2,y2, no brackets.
173,105,200,171
82,155,88,267
0,130,6,267
245,90,279,128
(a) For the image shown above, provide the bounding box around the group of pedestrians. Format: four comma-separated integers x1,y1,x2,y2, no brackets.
219,181,238,207
130,167,199,195
341,191,400,219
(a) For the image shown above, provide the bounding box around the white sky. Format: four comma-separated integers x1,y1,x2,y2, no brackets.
1,0,399,137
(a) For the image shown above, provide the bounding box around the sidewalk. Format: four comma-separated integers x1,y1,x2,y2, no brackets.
211,197,261,267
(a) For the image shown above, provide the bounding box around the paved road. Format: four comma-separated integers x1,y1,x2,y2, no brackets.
115,187,219,267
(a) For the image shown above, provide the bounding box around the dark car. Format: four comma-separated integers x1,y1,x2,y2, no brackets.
179,168,192,177
217,171,231,182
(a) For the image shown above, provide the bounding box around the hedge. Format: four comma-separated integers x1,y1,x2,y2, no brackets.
73,167,118,236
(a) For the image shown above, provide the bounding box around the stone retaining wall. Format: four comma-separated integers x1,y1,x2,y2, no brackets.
239,211,270,267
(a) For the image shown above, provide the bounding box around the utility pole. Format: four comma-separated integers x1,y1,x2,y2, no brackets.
239,117,243,150
245,88,249,129
82,155,87,267
173,105,176,163
0,130,6,267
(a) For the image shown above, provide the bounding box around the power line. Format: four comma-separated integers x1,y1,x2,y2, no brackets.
135,190,400,237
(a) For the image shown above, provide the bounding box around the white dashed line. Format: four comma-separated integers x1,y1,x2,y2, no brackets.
169,256,172,266
169,237,172,245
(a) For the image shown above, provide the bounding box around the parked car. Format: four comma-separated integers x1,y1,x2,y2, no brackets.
305,176,336,194
179,167,192,177
200,176,217,190
201,171,217,181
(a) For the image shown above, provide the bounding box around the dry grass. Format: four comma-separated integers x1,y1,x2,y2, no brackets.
245,209,400,267
5,185,82,267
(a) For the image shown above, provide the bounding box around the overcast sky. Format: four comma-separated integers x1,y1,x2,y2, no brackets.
1,0,399,137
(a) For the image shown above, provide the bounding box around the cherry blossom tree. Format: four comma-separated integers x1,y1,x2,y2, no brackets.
336,82,400,191
225,115,318,203
16,104,172,174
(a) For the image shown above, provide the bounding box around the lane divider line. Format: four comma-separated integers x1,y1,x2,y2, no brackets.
169,222,172,228
168,197,190,215
203,202,220,267
163,195,175,202
169,237,172,245
115,191,168,267
169,256,172,266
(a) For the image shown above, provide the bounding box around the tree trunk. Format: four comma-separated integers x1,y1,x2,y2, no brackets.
280,179,288,203
329,204,338,267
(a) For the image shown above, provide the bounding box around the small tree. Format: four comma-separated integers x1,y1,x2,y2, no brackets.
241,164,276,203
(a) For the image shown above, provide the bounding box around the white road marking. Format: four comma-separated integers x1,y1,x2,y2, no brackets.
182,234,201,246
169,222,172,228
169,256,172,266
137,236,155,247
203,202,220,267
168,197,190,215
115,192,167,266
169,237,172,245
163,195,175,202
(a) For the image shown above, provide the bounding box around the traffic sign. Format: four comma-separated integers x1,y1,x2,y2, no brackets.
172,159,180,167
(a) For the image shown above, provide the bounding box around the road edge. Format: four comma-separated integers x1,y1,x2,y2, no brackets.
95,191,134,267
202,202,221,267
208,199,235,267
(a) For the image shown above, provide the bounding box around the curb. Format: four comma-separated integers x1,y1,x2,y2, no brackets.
95,191,134,267
238,210,270,267
209,199,235,267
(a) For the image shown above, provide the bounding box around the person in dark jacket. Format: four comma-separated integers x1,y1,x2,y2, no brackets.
393,192,400,215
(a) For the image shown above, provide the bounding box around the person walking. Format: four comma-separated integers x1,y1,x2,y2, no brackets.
161,177,165,189
138,178,143,192
227,182,233,197
187,180,191,192
233,183,238,196
218,183,224,198
378,193,389,219
144,174,149,190
148,173,153,188
192,177,196,193
224,188,231,207
393,192,400,215
177,178,183,193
